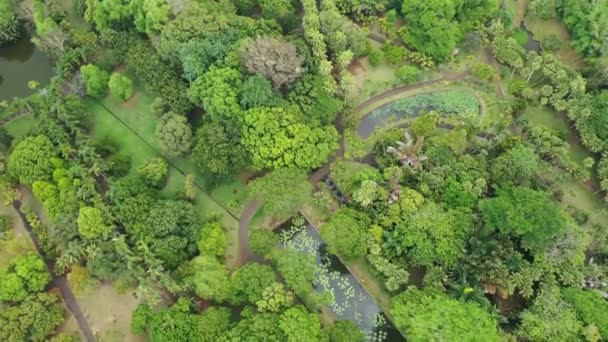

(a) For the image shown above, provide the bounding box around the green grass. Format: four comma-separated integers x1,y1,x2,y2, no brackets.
524,16,584,69
3,114,36,140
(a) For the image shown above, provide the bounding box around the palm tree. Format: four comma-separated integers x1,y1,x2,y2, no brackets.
386,132,427,169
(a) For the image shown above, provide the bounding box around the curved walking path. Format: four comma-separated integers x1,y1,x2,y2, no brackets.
12,200,95,342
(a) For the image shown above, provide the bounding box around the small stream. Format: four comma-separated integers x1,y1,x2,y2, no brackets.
0,30,54,101
278,218,405,342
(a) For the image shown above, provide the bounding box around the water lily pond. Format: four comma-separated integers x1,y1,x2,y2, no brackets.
278,216,404,342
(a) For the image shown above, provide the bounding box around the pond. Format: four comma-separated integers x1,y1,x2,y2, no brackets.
0,30,54,101
520,23,541,53
278,217,405,342
357,89,480,139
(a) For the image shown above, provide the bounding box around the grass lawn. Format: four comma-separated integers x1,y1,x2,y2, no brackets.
3,113,36,140
524,16,584,70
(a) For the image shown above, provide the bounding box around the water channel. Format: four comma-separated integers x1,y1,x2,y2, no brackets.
278,218,405,342
0,30,54,101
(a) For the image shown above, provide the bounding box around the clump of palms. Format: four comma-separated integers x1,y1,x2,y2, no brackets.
386,131,427,170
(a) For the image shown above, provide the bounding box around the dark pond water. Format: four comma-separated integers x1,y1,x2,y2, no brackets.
520,23,541,53
0,31,54,101
278,218,405,342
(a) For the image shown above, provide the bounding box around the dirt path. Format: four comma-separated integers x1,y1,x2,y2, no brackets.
237,200,263,266
12,200,95,342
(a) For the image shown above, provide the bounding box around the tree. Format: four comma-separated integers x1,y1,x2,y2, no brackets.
8,135,57,185
238,76,277,109
225,312,285,341
480,186,568,251
321,208,370,259
186,255,230,301
330,320,365,342
0,253,51,302
187,67,242,121
490,145,541,186
134,299,202,341
256,282,294,312
191,122,248,183
132,0,170,33
242,107,338,170
279,306,323,342
137,158,168,189
78,206,111,239
275,249,318,295
400,0,461,62
0,293,64,341
241,37,304,89
197,221,226,258
250,228,279,257
392,288,501,341
0,0,19,46
562,288,608,338
353,180,379,208
518,286,583,341
229,262,277,305
178,30,240,82
492,35,524,69
108,72,134,101
529,0,558,19
395,65,419,85
156,113,192,157
80,64,110,98
248,168,312,218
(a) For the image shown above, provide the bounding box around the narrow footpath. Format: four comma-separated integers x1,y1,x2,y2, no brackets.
12,200,95,342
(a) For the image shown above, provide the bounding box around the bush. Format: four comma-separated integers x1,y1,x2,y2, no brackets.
0,215,11,240
512,28,529,46
368,49,383,67
382,43,407,64
0,0,19,46
472,63,495,81
137,158,168,189
542,34,562,53
395,65,419,85
108,73,134,101
80,64,109,98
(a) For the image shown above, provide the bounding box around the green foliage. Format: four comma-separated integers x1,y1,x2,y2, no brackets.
8,135,57,185
178,30,240,82
400,0,461,62
250,228,279,257
288,74,343,126
472,63,495,81
241,37,304,89
108,72,134,101
541,34,562,53
186,255,230,301
0,253,51,302
368,49,383,66
229,262,277,305
256,282,294,312
395,65,419,85
391,288,501,341
490,145,541,186
197,221,226,259
491,35,524,68
248,168,312,218
512,28,529,46
137,299,207,342
238,76,277,110
81,64,110,98
529,0,558,19
518,286,583,341
0,293,64,341
225,312,284,341
130,304,151,335
321,208,370,259
562,288,608,338
275,249,318,295
0,215,12,240
77,206,111,239
561,0,608,58
188,67,242,121
0,0,19,45
156,113,192,157
330,320,365,342
137,158,168,189
279,306,323,342
480,186,568,251
381,43,406,64
132,0,170,33
242,107,338,170
191,122,248,183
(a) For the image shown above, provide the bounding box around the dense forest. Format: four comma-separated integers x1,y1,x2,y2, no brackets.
0,0,608,341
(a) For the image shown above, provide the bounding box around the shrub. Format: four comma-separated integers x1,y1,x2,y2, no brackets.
472,63,495,81
0,0,19,46
512,28,529,46
368,49,383,67
137,158,168,189
395,65,419,85
80,64,109,98
0,215,11,240
382,43,407,64
108,73,134,101
542,34,562,53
